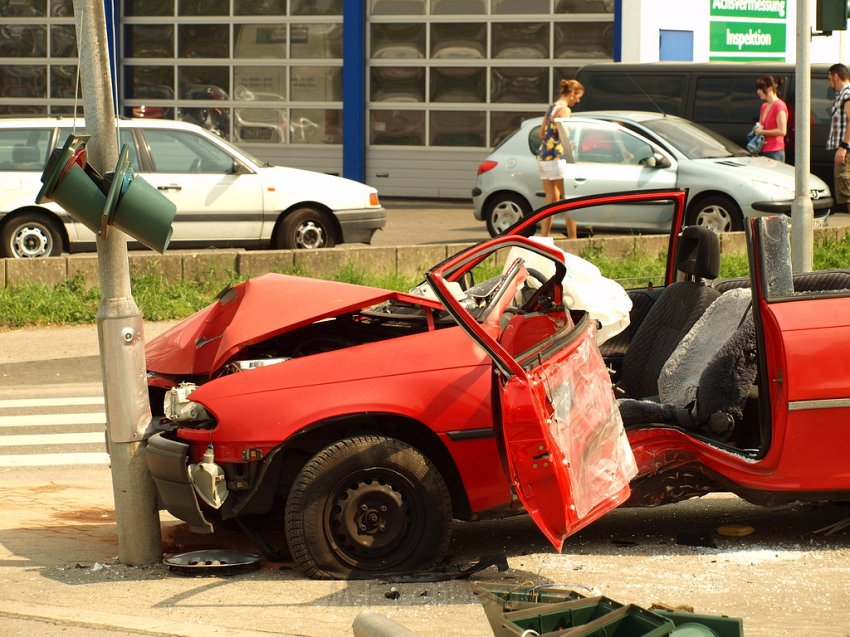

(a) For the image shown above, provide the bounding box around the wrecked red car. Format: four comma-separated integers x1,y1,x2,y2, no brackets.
145,188,850,579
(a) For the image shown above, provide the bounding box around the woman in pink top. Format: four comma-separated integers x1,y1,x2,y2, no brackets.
753,75,788,162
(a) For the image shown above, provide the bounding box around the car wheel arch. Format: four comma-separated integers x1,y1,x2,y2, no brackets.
0,206,69,258
686,191,744,232
483,191,533,237
253,412,472,521
272,203,341,249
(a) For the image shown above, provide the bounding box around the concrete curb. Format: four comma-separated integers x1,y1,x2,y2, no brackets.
0,600,294,637
0,232,736,289
3,226,848,290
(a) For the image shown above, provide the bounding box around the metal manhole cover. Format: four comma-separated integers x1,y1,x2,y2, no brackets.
164,549,262,575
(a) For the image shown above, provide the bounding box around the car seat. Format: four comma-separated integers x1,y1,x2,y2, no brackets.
618,313,758,441
657,287,752,409
617,225,721,399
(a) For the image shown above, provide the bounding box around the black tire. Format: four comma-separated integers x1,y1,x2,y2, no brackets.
284,435,453,579
1,212,63,258
686,194,743,233
484,193,531,237
275,207,336,249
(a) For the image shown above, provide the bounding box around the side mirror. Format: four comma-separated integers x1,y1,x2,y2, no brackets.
640,152,672,169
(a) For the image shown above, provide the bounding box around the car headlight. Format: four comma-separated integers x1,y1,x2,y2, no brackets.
164,382,212,425
751,180,795,200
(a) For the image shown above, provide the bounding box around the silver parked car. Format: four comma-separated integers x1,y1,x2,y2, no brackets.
472,111,833,236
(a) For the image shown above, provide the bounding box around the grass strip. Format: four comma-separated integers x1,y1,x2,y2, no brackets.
0,233,843,329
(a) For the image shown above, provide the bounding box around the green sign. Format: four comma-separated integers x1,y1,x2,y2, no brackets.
710,54,785,61
710,20,786,53
710,0,787,20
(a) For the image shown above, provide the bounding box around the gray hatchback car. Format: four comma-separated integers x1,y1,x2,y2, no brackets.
472,111,832,236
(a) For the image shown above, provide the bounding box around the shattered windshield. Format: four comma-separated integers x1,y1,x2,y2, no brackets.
643,117,749,160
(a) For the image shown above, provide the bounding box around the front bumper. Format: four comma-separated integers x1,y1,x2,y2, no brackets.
146,432,213,533
336,206,386,244
752,196,834,216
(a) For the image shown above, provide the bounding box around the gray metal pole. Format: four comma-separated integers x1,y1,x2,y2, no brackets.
73,0,162,565
792,0,814,273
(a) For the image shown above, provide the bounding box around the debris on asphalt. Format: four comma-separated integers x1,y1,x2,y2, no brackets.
471,582,744,637
384,587,400,600
675,530,718,548
381,554,509,583
813,515,850,536
716,524,755,537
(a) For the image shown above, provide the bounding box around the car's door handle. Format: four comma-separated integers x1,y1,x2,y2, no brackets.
574,177,587,183
157,184,182,192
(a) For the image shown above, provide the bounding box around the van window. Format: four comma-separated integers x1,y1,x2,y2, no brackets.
0,128,51,170
577,73,687,116
693,75,776,125
812,76,834,125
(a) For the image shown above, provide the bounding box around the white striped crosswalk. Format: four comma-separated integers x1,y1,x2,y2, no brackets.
0,394,109,467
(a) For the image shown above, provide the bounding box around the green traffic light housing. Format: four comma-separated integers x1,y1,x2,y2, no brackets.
36,134,176,254
817,0,850,32
103,144,175,254
36,134,107,235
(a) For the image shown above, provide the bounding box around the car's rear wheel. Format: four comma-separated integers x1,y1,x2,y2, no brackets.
484,193,531,237
686,195,743,232
284,435,452,579
275,207,336,249
1,212,63,258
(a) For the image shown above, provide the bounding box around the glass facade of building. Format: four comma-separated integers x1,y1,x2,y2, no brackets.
368,0,614,149
0,0,614,191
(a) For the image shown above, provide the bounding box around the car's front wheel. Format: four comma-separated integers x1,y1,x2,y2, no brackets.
284,435,453,579
484,193,531,237
275,207,336,249
686,195,743,232
1,211,63,258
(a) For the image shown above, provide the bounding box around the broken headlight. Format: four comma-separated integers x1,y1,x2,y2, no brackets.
164,382,212,424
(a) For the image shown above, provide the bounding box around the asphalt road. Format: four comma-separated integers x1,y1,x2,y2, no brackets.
373,197,850,247
373,197,491,246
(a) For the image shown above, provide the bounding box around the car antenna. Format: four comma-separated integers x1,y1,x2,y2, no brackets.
622,71,667,116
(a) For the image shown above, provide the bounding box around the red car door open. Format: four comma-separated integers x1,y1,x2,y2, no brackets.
426,234,637,550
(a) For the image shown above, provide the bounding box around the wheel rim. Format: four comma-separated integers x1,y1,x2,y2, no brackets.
693,204,732,233
490,200,524,233
294,220,326,249
324,469,423,571
13,223,52,258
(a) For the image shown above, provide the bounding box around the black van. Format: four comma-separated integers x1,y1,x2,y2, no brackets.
575,62,834,193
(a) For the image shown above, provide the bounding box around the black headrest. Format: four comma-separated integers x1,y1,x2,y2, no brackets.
676,226,720,280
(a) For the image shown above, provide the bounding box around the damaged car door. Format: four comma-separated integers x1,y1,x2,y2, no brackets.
426,235,638,550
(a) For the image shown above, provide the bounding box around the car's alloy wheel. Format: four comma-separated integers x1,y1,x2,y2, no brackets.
285,435,452,579
485,193,531,237
687,195,743,233
276,207,336,249
1,212,62,258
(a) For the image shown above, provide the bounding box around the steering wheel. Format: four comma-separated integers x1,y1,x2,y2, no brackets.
520,267,556,313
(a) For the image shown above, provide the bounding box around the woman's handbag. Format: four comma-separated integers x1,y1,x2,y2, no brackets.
746,125,765,154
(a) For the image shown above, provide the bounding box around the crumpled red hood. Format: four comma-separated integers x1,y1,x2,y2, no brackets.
145,273,394,375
